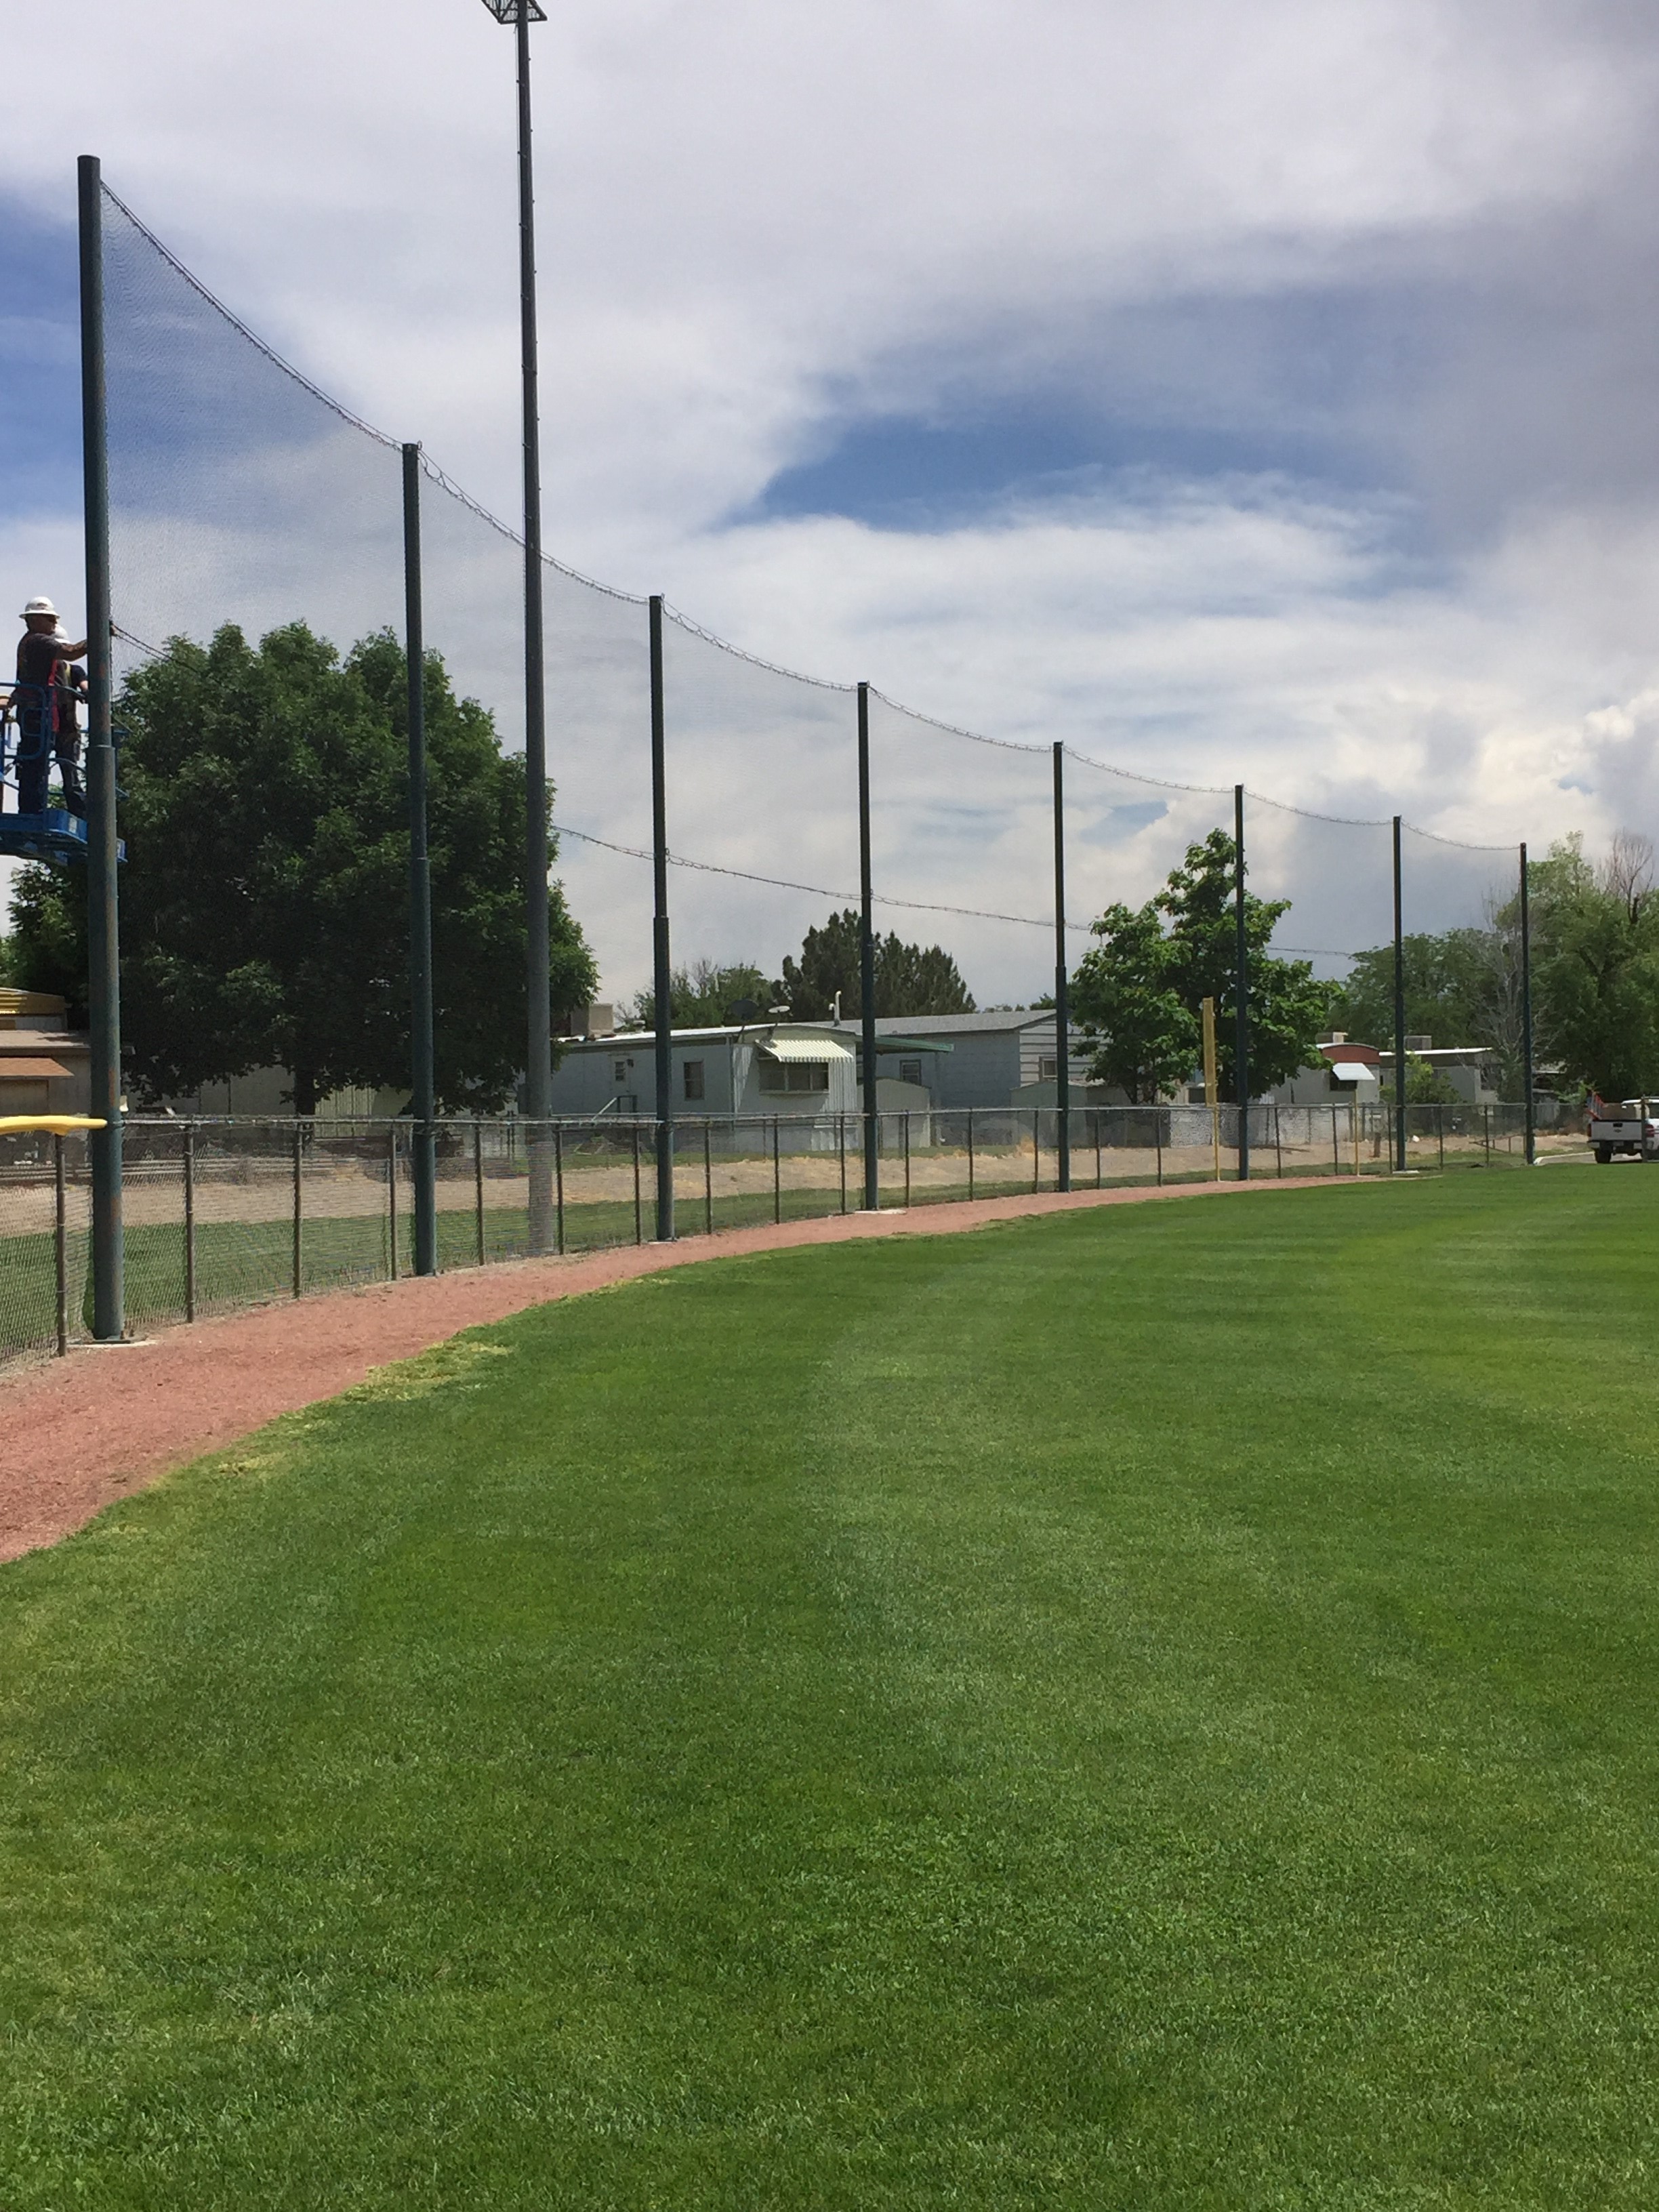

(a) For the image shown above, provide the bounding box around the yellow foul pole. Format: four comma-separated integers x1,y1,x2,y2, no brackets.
1202,996,1220,1181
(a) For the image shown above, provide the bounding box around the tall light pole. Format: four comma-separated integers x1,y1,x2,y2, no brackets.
480,0,555,1248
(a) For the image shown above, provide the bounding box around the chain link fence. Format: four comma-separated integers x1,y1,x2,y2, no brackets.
0,1101,1580,1376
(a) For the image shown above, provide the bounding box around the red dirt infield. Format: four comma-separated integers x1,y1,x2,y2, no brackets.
0,1174,1361,1563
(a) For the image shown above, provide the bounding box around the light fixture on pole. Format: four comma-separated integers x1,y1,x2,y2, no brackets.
478,0,553,1247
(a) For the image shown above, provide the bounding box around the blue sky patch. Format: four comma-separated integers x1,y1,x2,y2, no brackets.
0,194,81,520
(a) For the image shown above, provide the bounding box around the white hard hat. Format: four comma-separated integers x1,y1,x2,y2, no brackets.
21,596,58,619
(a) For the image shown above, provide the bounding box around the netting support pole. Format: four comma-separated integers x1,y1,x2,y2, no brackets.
80,155,123,1340
1393,815,1408,1172
1521,836,1548,1168
507,0,554,1254
1234,785,1250,1181
404,445,438,1275
650,596,675,1242
1052,742,1071,1192
857,682,880,1210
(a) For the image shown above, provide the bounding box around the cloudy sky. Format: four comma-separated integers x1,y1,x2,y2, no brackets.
4,0,1659,1002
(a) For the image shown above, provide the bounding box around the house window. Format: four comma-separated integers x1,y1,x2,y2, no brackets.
899,1058,923,1086
682,1059,705,1101
758,1059,830,1093
613,1057,630,1084
1038,1055,1058,1080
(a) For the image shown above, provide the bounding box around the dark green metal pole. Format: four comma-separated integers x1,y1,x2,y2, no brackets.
858,681,879,1210
404,444,437,1274
1233,783,1249,1182
1053,742,1071,1192
514,0,554,1252
1520,842,1535,1166
80,155,122,1339
650,595,674,1240
1393,815,1407,1172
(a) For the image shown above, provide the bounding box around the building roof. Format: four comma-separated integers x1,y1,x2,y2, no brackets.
1319,1042,1380,1066
0,988,70,1031
563,1022,852,1054
863,1010,1058,1038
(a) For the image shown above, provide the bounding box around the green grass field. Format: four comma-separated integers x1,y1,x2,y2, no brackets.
2,1168,1656,2207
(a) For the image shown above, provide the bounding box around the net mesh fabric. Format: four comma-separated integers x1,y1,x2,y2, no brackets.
104,190,406,675
77,176,1555,1265
100,176,1523,1029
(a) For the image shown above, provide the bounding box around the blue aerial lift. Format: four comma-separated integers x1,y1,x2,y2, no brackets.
0,680,122,864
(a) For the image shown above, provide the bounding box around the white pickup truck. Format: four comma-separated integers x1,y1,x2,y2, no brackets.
1589,1102,1659,1164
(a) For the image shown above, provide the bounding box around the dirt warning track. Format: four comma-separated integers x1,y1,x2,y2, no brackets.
0,1174,1361,1562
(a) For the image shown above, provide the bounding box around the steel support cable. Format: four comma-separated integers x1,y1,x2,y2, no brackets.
550,819,1366,955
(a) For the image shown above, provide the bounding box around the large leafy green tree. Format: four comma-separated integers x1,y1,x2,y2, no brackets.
1070,830,1335,1101
777,909,975,1020
6,622,595,1113
1527,835,1659,1097
1335,930,1516,1059
1332,834,1659,1099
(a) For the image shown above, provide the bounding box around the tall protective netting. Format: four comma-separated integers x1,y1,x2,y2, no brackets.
11,167,1543,1372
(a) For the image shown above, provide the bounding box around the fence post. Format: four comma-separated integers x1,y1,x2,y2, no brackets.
1155,1109,1164,1186
704,1121,714,1233
838,1112,847,1215
387,1123,398,1279
474,1120,486,1266
632,1124,642,1244
968,1107,976,1201
292,1124,304,1298
54,1134,68,1357
773,1118,781,1225
1437,1103,1445,1172
1095,1109,1102,1189
555,1124,566,1254
1032,1111,1040,1194
901,1112,911,1208
1483,1103,1492,1165
184,1122,197,1322
1273,1104,1283,1179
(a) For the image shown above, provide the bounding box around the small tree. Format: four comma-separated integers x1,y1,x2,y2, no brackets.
623,958,779,1030
6,622,596,1111
1381,1054,1464,1107
1070,831,1335,1101
778,909,975,1020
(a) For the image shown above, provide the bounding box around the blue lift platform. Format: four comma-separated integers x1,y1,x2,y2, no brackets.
0,682,123,864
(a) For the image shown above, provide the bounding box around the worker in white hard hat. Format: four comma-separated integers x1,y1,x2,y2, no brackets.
9,597,89,817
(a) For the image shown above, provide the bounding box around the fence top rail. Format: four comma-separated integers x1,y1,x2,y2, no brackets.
110,1102,1552,1135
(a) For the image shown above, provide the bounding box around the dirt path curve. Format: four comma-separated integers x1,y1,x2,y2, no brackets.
0,1174,1361,1563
